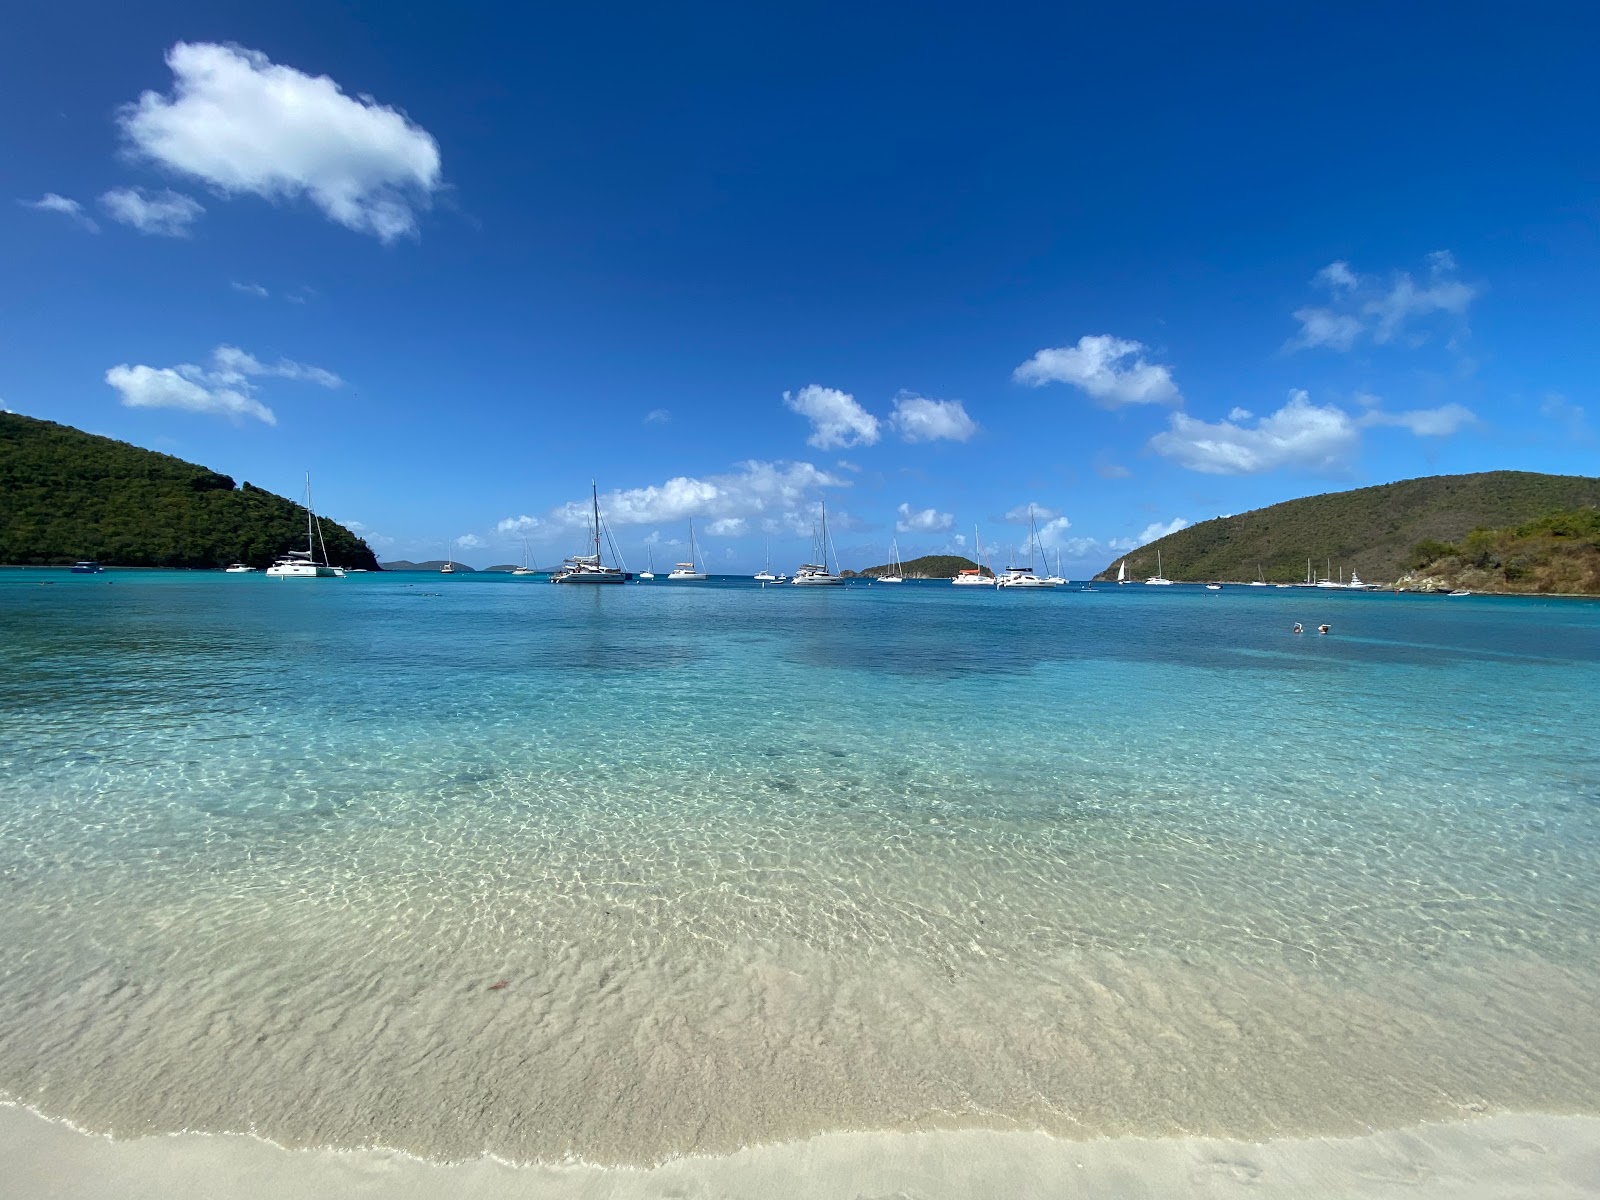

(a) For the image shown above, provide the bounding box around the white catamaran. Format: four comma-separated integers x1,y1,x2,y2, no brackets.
512,538,536,576
996,506,1059,588
667,522,708,580
551,482,629,584
266,474,340,578
791,501,844,585
1144,550,1173,585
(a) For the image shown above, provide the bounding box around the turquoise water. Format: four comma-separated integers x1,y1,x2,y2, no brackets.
2,570,1598,1162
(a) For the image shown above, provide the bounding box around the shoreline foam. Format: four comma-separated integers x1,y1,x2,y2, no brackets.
4,1103,1597,1198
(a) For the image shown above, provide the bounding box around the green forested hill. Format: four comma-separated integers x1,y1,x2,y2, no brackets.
1405,507,1600,594
0,412,379,569
1094,471,1600,584
853,554,989,579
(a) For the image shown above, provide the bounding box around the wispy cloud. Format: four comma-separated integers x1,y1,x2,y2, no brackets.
1288,252,1480,352
231,281,270,298
20,193,100,232
104,344,342,426
100,186,204,236
118,41,443,242
644,408,671,425
1358,403,1477,437
553,460,850,530
1013,334,1182,408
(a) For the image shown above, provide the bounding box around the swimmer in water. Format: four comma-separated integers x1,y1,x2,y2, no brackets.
1318,623,1330,634
1293,623,1303,634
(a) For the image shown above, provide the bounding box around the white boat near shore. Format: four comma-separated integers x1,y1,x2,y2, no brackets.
266,474,340,578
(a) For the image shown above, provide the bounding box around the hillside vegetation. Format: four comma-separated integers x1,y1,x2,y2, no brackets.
1402,507,1600,594
1095,471,1600,585
853,554,989,579
0,412,378,569
381,560,479,572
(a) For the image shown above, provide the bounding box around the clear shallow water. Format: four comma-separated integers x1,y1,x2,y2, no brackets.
1,570,1598,1162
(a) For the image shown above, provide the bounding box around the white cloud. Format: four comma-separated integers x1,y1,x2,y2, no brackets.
644,408,670,425
232,280,269,298
21,193,99,232
496,515,541,535
119,42,443,242
456,534,485,549
1540,394,1590,441
889,392,978,442
1108,517,1191,552
1004,503,1061,523
106,364,275,425
1034,516,1075,549
1226,406,1252,421
706,517,747,536
100,186,204,236
1288,253,1479,351
896,503,954,533
835,459,861,472
783,384,880,449
1314,261,1359,292
1013,334,1182,408
554,460,849,529
1094,455,1132,480
104,344,340,426
1359,403,1477,437
953,533,967,547
1148,390,1359,476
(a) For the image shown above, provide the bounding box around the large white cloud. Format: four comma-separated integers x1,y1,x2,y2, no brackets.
106,364,274,425
100,186,204,236
1108,517,1191,552
895,503,954,533
553,460,850,530
104,344,341,426
118,42,443,242
496,515,541,535
889,393,978,442
21,193,99,232
1148,390,1359,475
1288,252,1479,351
1004,502,1061,523
1013,334,1182,408
782,385,881,449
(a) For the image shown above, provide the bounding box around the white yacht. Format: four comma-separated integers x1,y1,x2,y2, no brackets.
878,538,905,583
639,544,656,580
267,474,340,578
996,506,1059,588
754,538,785,583
1116,559,1130,584
953,526,996,586
667,522,708,580
552,482,629,583
1249,564,1267,586
791,501,844,585
512,538,536,576
1144,549,1173,585
224,563,256,573
1044,549,1067,587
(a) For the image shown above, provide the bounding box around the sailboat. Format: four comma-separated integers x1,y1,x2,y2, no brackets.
1250,563,1267,586
1116,558,1129,585
753,537,781,583
878,538,905,583
440,542,456,574
640,543,655,580
512,538,536,576
551,481,629,583
953,525,995,585
996,506,1058,588
791,501,844,585
1144,550,1173,585
667,521,708,580
266,474,340,578
1045,548,1068,587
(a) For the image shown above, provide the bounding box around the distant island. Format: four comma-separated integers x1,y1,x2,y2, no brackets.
0,413,378,570
380,560,479,572
1096,470,1600,591
849,554,991,579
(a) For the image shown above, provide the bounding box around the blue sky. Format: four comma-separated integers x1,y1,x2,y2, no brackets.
4,2,1597,572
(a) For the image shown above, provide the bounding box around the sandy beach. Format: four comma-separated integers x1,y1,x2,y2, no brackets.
5,1104,1598,1199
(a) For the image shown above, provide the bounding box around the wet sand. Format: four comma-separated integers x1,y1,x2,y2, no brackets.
5,1104,1597,1199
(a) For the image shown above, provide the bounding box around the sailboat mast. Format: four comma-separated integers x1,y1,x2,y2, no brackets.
592,480,601,561
304,472,313,555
